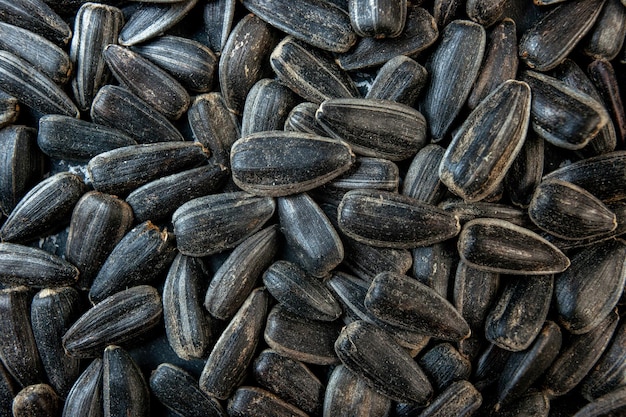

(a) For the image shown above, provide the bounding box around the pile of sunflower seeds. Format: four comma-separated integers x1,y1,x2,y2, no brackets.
1,0,626,415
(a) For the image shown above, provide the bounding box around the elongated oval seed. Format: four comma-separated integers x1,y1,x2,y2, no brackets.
231,131,355,197
61,359,102,417
418,380,482,417
172,192,275,257
457,218,570,274
349,0,407,38
228,386,308,417
334,320,434,404
203,0,235,54
241,78,299,137
323,365,391,417
103,346,149,417
0,243,78,288
418,343,471,392
439,80,531,202
365,55,427,107
337,189,460,249
0,0,71,46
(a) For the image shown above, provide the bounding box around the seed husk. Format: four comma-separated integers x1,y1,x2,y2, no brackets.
365,55,427,107
0,243,79,288
283,102,328,136
228,386,308,417
0,0,72,46
418,343,472,392
12,383,59,417
0,361,16,416
203,0,235,54
572,385,626,417
582,0,626,61
466,0,505,26
103,345,150,417
402,144,447,205
412,242,457,299
417,380,482,417
504,132,544,208
241,78,299,137
323,365,391,417
588,58,626,144
349,0,407,38
61,359,103,417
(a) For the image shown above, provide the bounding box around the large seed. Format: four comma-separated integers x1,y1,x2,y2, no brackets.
0,0,71,45
241,78,299,137
284,102,328,136
588,59,626,144
457,218,570,274
365,55,427,107
12,384,59,417
323,365,391,417
61,359,102,417
102,345,149,417
466,0,505,26
402,144,446,205
203,0,235,54
0,243,78,288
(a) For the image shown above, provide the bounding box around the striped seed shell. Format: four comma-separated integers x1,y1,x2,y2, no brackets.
90,85,186,144
203,0,235,54
278,193,344,277
420,20,485,143
228,386,308,417
62,285,163,358
62,359,102,417
131,35,217,93
583,0,626,61
0,91,19,128
187,92,240,168
241,0,356,52
199,288,268,400
0,22,71,85
103,345,149,417
66,192,134,290
241,78,299,137
334,320,434,404
440,200,531,227
253,349,324,415
172,192,275,257
103,44,190,120
439,80,531,202
230,131,355,197
0,0,71,45
70,3,124,112
402,144,447,205
0,172,86,243
336,6,438,71
270,36,359,104
118,0,198,46
473,343,510,392
87,141,208,196
457,218,570,274
263,260,342,321
492,390,550,417
504,132,544,208
0,50,79,117
418,343,472,392
150,364,226,417
349,0,407,38
433,0,462,28
466,0,505,26
323,365,391,417
496,321,562,409
588,59,626,144
365,272,470,341
337,189,461,249
529,179,617,240
126,164,228,223
89,221,176,303
555,239,626,335
543,309,619,397
37,115,137,162
412,242,457,298
0,125,43,216
485,275,553,352
0,243,78,288
163,254,212,361
468,18,518,110
342,239,412,282
30,287,81,398
316,98,427,161
204,225,278,320
519,0,606,71
417,380,482,417
284,102,327,136
264,305,342,365
573,386,626,417
12,384,59,417
219,14,277,115
521,70,609,150
0,286,45,388
366,55,428,108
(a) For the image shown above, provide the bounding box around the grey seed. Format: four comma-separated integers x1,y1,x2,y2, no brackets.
253,349,325,415
228,386,308,417
457,218,570,275
70,2,124,112
366,55,428,107
103,44,190,120
417,380,482,417
163,254,212,361
337,189,460,249
555,239,626,335
62,285,163,358
200,288,268,400
271,36,359,104
412,242,457,298
61,359,103,417
241,0,357,52
0,172,86,243
204,225,278,320
12,384,59,417
349,0,407,38
103,345,149,417
172,192,275,257
466,0,505,26
504,132,544,208
0,50,79,117
334,320,434,404
582,0,626,61
150,363,226,417
31,287,81,398
323,365,391,417
87,141,208,195
0,0,72,45
337,6,438,71
0,286,45,388
402,144,447,205
90,85,186,144
284,102,328,136
0,243,78,288
131,35,217,93
420,20,485,143
264,304,342,365
418,343,472,392
203,0,235,54
241,78,299,137
433,0,462,28
118,0,198,46
519,0,606,71
230,131,355,197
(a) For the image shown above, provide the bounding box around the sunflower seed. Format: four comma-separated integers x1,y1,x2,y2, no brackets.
283,102,328,136
0,0,72,45
0,243,79,288
466,0,505,26
242,78,299,137
440,200,532,228
417,380,482,417
433,0,462,28
503,132,544,208
583,0,626,61
418,343,472,392
588,58,626,144
228,386,308,417
203,0,235,54
573,385,626,417
412,242,457,298
342,238,413,283
62,285,163,358
365,55,427,107
61,358,103,417
103,345,149,417
323,365,391,417
349,0,406,38
402,144,446,205
12,384,59,417
0,361,16,416
491,390,550,417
